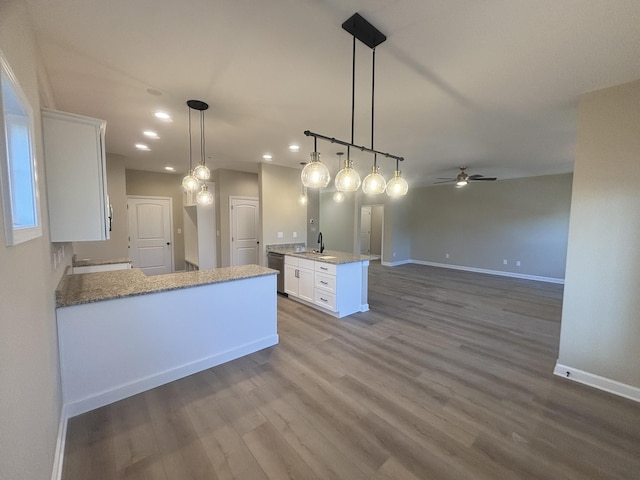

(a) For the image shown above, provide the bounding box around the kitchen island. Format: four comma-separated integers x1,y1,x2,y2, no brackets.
267,247,371,318
55,265,278,416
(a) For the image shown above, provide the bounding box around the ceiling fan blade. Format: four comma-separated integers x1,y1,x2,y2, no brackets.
436,177,455,180
433,179,454,184
471,177,497,181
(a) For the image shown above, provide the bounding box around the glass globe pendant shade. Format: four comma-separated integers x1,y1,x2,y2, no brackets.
193,163,211,181
362,165,387,195
301,152,330,188
182,170,199,192
196,184,214,205
335,159,361,192
386,170,409,197
333,191,345,203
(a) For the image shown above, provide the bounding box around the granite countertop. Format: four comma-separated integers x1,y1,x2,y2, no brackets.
56,265,277,308
267,247,373,265
72,256,132,267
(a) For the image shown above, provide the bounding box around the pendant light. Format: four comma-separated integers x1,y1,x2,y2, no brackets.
332,152,346,202
362,154,387,195
298,185,308,206
190,100,210,182
335,150,360,191
196,183,214,205
181,104,198,192
386,159,409,197
301,137,330,188
303,13,407,196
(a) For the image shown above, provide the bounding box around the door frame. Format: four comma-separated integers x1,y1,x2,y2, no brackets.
127,195,174,273
229,195,260,267
359,203,384,259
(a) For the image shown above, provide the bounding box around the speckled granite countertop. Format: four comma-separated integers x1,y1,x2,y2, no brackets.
266,247,373,265
56,265,277,308
72,256,132,267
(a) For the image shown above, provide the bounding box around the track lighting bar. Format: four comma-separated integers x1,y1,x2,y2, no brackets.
303,130,404,162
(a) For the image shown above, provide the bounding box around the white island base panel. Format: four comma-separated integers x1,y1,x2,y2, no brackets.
57,274,278,417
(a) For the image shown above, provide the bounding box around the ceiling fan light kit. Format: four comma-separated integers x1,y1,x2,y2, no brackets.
303,13,407,197
435,166,497,187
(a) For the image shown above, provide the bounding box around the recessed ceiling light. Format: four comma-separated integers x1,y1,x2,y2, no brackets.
135,143,150,151
154,111,172,122
289,144,300,152
262,154,273,161
143,130,159,139
164,166,175,172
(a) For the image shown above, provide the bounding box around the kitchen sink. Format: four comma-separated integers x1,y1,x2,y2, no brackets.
318,255,336,259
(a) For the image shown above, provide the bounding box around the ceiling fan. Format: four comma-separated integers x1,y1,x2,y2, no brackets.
434,167,497,187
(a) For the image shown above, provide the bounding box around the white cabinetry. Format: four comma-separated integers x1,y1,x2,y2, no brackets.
285,255,369,318
42,109,109,242
284,256,314,302
184,203,216,270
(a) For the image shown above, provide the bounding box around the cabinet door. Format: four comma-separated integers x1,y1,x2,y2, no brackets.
42,109,108,242
298,267,314,303
284,264,299,297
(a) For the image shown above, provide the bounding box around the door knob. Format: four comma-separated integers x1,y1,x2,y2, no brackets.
166,242,171,245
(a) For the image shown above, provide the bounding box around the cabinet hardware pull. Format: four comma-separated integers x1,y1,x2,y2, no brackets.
320,297,328,302
320,281,328,285
320,267,328,270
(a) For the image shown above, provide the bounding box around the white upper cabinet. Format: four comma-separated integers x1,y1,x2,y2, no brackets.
42,109,109,242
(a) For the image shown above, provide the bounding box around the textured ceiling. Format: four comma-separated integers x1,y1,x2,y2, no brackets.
26,0,640,186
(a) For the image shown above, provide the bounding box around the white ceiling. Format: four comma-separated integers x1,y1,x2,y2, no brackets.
26,0,640,186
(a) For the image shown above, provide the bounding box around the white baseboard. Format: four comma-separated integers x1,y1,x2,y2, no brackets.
51,403,68,480
64,335,279,418
409,260,565,284
554,363,640,403
381,259,412,267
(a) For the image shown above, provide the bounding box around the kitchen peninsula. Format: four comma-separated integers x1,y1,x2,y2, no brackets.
55,265,278,416
268,247,371,318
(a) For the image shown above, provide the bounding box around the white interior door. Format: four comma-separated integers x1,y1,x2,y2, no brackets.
128,196,173,275
230,197,259,266
360,206,371,254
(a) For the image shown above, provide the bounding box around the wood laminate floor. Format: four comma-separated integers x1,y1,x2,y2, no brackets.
62,262,640,479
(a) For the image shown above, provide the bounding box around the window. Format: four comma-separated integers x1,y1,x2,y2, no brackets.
0,50,41,245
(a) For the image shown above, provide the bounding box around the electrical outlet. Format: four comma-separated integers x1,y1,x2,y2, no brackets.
177,228,182,234
292,232,297,238
503,259,508,265
445,253,450,259
516,260,521,267
277,231,283,238
393,252,396,257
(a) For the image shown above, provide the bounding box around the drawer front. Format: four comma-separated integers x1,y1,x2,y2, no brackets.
285,255,299,266
315,272,336,293
315,261,337,275
299,258,315,270
315,290,336,311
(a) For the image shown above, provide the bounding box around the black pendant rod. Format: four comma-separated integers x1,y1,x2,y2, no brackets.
304,130,403,162
351,35,356,147
188,106,193,170
371,47,375,151
200,110,205,164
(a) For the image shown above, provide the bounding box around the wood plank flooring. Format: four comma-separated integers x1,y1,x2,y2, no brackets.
62,262,640,479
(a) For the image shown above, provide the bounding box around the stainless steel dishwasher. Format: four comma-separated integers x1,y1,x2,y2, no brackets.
267,252,286,295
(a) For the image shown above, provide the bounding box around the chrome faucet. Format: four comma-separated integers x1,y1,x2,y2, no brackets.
317,232,324,253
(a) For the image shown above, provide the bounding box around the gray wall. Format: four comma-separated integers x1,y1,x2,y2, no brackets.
319,191,358,253
215,168,259,267
126,169,185,271
73,154,129,261
0,3,64,478
410,174,573,279
259,164,307,262
369,204,384,255
319,190,412,262
559,79,640,389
